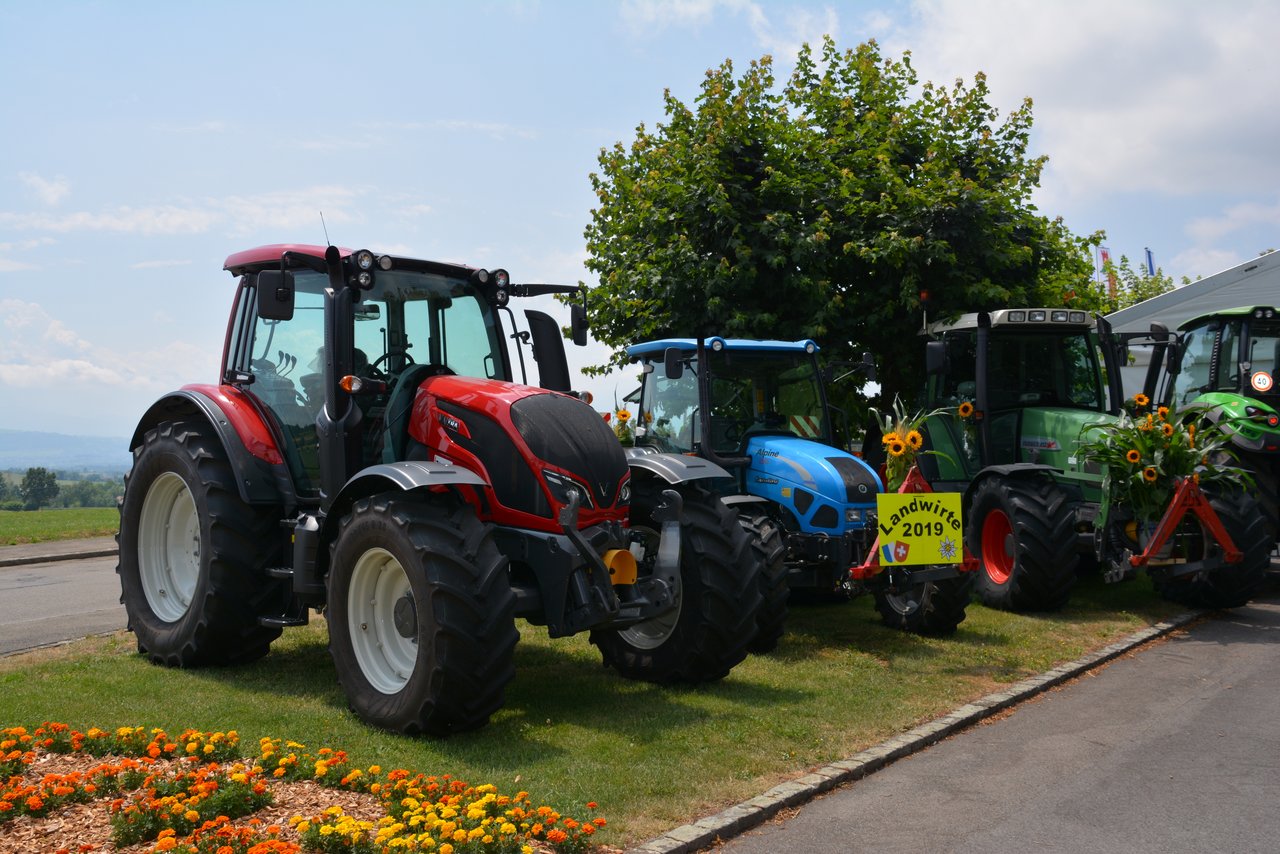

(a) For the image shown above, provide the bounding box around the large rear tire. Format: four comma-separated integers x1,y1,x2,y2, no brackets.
327,492,517,735
966,475,1079,612
1151,486,1270,609
117,420,284,666
591,480,761,682
873,573,973,636
739,510,788,654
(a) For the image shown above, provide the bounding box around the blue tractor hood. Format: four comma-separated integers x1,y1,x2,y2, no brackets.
743,434,881,534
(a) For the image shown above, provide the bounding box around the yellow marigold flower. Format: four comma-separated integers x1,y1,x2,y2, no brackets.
906,430,923,450
184,809,200,822
1143,467,1158,482
1125,449,1141,464
440,845,454,854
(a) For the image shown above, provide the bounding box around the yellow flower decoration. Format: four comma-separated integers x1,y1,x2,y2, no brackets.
882,431,902,446
1125,449,1141,464
957,401,974,419
1161,422,1174,437
616,408,631,423
1157,406,1169,421
1143,466,1158,483
906,430,923,450
1133,393,1150,408
887,440,907,458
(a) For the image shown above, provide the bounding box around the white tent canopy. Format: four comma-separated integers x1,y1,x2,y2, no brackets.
1106,250,1280,334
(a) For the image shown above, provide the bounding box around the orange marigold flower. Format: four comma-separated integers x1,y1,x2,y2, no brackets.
546,829,568,844
586,802,598,809
1143,467,1158,483
1125,449,1141,464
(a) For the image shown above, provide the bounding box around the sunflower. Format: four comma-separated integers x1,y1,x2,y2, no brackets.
1133,393,1151,408
1143,466,1158,483
1161,422,1174,437
882,431,902,447
887,440,907,457
1125,449,1141,464
957,401,975,419
1157,406,1169,421
906,430,923,450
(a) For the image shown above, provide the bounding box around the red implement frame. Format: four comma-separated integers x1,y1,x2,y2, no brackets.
851,465,978,581
1127,476,1242,568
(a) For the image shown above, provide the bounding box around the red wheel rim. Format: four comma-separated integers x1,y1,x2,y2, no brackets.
981,509,1015,585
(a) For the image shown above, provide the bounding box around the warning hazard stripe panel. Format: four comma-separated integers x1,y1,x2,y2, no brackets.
789,414,822,437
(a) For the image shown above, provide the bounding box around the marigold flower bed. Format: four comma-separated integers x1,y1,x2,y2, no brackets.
1,724,608,854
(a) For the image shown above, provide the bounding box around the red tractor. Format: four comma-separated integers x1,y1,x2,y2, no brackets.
116,245,762,735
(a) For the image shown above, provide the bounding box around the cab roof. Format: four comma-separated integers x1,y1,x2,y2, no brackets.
223,244,479,278
626,338,820,360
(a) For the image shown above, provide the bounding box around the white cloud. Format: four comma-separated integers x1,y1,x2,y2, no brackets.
619,0,839,60
0,258,37,272
0,206,220,235
18,172,70,206
1185,197,1280,244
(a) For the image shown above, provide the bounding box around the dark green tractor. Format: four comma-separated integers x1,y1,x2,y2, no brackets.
921,308,1269,612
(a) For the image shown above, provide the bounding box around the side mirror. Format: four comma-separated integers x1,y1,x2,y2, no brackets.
571,302,589,347
257,270,295,321
925,340,948,375
663,347,684,380
860,351,877,383
1149,321,1170,343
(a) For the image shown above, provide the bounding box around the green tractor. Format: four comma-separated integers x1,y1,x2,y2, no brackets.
1151,305,1280,546
920,308,1270,611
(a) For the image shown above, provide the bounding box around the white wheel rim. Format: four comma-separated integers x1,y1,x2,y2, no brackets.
347,548,418,694
885,587,924,616
137,472,200,623
618,525,683,650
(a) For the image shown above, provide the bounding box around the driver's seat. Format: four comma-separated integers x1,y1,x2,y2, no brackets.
381,364,452,462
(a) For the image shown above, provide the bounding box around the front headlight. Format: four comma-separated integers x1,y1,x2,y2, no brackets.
543,469,595,510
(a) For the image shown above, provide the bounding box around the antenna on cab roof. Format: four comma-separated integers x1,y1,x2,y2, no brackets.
320,210,331,246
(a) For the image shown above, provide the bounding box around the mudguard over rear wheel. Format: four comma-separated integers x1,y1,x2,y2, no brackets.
327,492,517,735
591,480,761,682
966,475,1079,612
873,573,973,636
1151,486,1270,609
117,420,284,666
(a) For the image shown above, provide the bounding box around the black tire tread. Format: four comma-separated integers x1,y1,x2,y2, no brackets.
1152,485,1270,609
591,479,761,683
740,510,788,654
873,573,973,636
966,475,1079,612
117,420,284,667
327,492,517,735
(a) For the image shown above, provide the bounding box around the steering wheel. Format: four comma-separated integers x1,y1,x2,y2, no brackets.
369,351,415,378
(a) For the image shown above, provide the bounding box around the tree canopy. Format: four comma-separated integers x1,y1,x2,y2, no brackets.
583,37,1102,402
19,466,59,510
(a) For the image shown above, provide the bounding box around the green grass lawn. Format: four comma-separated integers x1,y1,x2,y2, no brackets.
0,573,1187,845
0,506,117,544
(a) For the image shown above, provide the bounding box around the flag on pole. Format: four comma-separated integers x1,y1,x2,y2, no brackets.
1100,247,1116,299
1145,247,1155,277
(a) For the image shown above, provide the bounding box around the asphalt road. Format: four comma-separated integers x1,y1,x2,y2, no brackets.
715,588,1280,854
0,554,126,656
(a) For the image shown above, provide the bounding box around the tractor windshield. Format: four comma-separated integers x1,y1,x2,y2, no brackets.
704,349,830,454
1169,317,1280,407
929,329,1107,413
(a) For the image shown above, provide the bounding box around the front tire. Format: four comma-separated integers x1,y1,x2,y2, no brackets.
1151,486,1270,609
739,510,788,654
966,475,1079,611
591,480,761,682
873,573,973,636
327,492,516,735
117,420,284,666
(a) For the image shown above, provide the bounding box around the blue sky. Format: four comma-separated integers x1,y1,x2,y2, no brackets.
3,0,1279,438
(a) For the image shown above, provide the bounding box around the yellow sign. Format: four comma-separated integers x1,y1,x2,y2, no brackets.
875,493,964,565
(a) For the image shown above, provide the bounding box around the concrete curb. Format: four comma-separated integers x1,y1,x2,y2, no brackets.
624,611,1202,854
0,544,118,568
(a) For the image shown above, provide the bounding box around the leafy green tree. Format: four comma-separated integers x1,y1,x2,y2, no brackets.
584,37,1100,403
0,475,8,502
19,466,59,510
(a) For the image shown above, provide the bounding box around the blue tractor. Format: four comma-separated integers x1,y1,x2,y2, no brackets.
625,337,973,640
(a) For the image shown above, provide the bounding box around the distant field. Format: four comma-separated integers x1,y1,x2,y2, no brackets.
0,506,118,544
